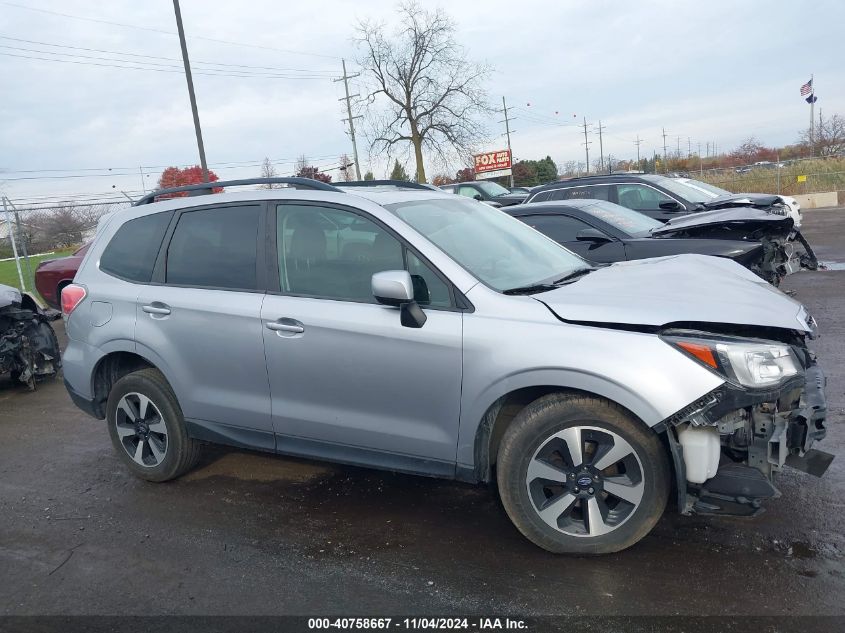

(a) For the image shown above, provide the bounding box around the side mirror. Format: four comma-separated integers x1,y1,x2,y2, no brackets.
659,200,684,211
372,270,426,328
473,194,484,201
576,228,612,243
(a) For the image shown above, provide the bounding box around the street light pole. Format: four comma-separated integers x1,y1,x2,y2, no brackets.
172,0,209,183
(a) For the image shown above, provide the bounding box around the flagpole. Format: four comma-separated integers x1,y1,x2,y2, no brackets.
810,73,815,156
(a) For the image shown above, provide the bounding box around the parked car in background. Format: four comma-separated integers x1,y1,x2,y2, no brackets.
61,177,831,555
525,174,793,223
505,199,784,283
672,177,802,229
508,186,533,195
34,243,90,309
440,181,527,207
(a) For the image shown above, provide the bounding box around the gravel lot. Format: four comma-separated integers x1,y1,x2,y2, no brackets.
1,209,844,617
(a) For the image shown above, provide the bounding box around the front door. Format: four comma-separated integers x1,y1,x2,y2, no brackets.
520,214,627,263
261,202,463,472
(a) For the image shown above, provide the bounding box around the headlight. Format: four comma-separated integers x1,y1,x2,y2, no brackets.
663,335,801,388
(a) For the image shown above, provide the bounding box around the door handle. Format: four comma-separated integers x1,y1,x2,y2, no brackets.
142,304,171,316
266,322,304,334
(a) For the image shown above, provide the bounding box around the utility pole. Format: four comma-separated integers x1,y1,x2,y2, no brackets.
596,120,606,173
335,59,362,181
676,136,681,159
662,128,669,173
706,141,710,158
687,137,691,158
500,96,515,187
634,135,642,170
138,166,147,193
172,0,209,182
698,142,703,175
581,117,592,174
4,197,32,285
2,197,25,291
809,73,815,154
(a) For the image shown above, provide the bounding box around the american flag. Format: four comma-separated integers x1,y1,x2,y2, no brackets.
800,79,813,96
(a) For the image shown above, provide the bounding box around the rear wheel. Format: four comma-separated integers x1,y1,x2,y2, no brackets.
106,368,201,482
496,393,670,554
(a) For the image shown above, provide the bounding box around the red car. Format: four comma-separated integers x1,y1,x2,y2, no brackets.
34,243,90,309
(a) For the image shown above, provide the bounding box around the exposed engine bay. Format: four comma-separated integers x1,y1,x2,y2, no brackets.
0,284,62,390
651,208,818,286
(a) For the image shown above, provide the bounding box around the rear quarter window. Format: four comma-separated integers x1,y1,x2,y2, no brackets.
100,211,173,282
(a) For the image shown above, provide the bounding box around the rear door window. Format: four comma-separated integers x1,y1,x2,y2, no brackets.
100,211,173,282
549,185,611,201
165,205,261,290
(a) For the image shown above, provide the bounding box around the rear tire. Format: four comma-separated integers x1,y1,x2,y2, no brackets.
106,368,201,482
496,393,670,554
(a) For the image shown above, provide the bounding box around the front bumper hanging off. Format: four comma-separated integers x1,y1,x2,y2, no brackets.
664,360,833,517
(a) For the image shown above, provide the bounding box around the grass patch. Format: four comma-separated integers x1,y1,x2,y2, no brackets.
0,248,75,296
698,158,845,195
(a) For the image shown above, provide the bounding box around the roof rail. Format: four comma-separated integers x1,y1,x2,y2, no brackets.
133,177,342,206
338,180,436,191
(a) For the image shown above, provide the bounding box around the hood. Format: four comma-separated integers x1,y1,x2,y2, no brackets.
652,206,793,235
536,254,812,333
493,194,527,206
1,283,22,309
704,192,781,209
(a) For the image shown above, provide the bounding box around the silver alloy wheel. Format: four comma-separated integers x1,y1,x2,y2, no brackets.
526,425,645,538
114,392,168,467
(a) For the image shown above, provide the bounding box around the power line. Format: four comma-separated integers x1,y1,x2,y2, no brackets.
0,35,336,74
0,50,332,79
0,1,340,60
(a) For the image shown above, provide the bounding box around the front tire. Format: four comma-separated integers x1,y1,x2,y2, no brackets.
497,393,670,554
106,368,201,482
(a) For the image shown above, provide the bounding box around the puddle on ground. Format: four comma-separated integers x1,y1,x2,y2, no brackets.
818,261,845,270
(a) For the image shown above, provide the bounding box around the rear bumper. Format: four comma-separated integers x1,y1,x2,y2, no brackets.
64,378,102,418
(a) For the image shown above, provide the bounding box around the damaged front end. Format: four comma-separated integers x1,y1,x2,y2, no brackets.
651,208,818,286
0,284,62,390
659,324,831,517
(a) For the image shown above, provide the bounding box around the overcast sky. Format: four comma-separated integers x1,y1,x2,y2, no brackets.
1,0,843,205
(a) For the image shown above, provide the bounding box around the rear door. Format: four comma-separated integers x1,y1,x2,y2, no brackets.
135,203,272,438
261,201,463,473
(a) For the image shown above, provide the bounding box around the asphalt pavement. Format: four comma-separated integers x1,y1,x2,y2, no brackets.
1,209,844,617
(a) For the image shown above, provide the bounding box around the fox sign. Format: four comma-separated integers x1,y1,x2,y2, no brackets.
473,149,512,177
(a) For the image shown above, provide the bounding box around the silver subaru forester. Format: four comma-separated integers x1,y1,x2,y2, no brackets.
61,178,832,554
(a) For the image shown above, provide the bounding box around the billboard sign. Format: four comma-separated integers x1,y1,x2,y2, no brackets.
474,149,512,177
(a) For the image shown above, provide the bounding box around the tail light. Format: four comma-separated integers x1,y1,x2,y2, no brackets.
61,284,87,317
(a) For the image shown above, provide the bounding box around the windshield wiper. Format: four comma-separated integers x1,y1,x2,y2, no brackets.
502,283,558,295
552,267,595,284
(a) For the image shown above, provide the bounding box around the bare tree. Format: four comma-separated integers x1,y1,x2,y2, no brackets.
259,157,278,188
355,2,491,183
799,113,845,157
28,204,110,251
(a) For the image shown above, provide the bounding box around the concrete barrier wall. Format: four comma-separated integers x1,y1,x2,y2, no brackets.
793,191,840,209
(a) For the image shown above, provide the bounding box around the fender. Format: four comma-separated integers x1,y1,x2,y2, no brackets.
457,367,666,474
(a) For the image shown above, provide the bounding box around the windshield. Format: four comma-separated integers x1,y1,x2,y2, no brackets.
474,181,512,197
676,178,731,198
570,200,663,235
641,175,712,204
385,197,588,292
